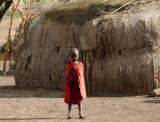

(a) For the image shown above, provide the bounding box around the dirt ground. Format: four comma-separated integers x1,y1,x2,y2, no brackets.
0,75,160,122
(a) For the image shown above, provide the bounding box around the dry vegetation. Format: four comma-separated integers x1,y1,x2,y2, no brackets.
0,0,131,45
45,0,131,25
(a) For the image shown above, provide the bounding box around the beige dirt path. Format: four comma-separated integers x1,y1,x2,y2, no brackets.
0,75,160,122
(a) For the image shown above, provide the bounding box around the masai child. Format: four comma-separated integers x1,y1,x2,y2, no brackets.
64,48,86,119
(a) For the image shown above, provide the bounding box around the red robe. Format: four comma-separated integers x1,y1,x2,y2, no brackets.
64,62,86,104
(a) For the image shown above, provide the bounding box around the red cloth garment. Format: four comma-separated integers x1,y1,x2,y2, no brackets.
64,62,86,104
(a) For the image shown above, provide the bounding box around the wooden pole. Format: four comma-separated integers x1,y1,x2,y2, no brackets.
3,2,14,74
3,0,20,74
29,0,32,10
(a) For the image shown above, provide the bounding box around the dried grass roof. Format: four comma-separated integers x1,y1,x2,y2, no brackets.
45,0,131,25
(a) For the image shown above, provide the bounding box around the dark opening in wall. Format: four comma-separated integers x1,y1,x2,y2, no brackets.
25,55,32,71
119,50,122,55
49,74,52,81
100,66,103,70
56,46,60,53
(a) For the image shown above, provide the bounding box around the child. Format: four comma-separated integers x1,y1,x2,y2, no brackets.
64,48,86,119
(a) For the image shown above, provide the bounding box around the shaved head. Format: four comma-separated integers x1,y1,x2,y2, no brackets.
70,48,79,56
69,48,79,62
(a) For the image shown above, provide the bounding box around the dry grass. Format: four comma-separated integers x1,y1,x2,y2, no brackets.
45,0,131,25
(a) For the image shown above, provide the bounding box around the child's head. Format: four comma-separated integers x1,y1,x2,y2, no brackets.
69,48,79,62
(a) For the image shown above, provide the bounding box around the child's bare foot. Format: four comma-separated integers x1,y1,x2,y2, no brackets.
79,115,85,119
67,115,72,119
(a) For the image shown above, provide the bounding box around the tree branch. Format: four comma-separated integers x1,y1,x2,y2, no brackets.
0,0,13,21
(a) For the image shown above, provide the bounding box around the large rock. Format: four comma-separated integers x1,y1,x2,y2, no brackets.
151,88,160,97
15,1,160,95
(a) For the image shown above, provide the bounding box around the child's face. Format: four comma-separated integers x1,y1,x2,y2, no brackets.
71,50,79,62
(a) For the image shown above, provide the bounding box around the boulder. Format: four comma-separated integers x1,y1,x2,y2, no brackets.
151,88,160,97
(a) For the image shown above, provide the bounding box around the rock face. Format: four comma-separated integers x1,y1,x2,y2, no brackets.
15,1,160,95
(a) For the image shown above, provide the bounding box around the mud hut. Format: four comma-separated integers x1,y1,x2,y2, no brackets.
15,0,160,95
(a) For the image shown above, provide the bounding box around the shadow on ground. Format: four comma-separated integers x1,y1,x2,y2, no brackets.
0,85,151,98
0,117,67,121
0,85,64,98
142,99,160,104
0,74,153,98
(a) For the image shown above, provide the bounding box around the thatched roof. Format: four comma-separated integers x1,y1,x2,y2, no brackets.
45,0,131,25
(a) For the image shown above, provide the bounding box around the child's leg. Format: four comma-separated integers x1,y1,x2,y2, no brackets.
68,104,72,119
78,103,85,119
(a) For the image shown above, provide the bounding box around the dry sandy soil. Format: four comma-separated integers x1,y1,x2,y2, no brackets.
0,75,159,122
